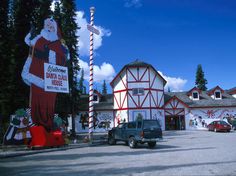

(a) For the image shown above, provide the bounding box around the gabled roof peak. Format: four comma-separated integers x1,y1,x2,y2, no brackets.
110,59,167,87
125,59,151,67
207,86,224,95
187,87,202,96
227,87,236,95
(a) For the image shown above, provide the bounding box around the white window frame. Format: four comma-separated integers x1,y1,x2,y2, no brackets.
214,90,222,99
192,91,199,100
93,94,99,103
132,88,145,96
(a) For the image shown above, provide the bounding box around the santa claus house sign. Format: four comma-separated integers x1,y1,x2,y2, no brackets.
44,63,69,93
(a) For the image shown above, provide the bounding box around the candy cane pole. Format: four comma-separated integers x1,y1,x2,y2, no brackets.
88,7,95,142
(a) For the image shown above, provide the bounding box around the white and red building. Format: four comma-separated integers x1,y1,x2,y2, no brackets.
74,60,236,132
110,60,166,128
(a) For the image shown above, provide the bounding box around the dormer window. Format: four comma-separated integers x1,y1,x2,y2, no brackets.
192,92,199,100
208,86,224,100
93,95,98,101
214,91,221,99
93,90,102,103
188,87,201,100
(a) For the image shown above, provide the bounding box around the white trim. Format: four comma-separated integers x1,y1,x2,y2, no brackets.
192,91,199,100
214,90,222,100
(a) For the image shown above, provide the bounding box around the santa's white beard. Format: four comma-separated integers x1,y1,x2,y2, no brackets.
40,29,58,42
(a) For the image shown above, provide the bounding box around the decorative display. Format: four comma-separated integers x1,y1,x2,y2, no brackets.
19,18,68,147
76,112,114,133
3,109,33,145
22,18,68,131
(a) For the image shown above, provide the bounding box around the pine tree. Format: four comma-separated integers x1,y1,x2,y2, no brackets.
11,0,34,111
0,0,11,141
10,1,51,113
60,0,80,136
195,64,208,91
53,1,62,28
31,0,52,36
78,68,85,94
102,80,107,95
53,1,71,120
167,87,171,92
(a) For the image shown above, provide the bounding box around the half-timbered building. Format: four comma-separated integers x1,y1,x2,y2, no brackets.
110,60,167,128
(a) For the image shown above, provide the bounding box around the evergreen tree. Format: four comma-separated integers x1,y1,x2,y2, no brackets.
0,0,11,141
31,0,52,36
195,64,208,91
11,0,35,111
60,0,80,136
102,80,107,95
78,68,85,94
53,1,71,120
167,87,171,92
53,1,62,28
11,0,51,113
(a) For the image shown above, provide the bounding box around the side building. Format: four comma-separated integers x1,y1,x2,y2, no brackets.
74,90,114,133
164,86,236,130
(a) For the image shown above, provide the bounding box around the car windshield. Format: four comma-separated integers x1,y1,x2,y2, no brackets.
143,120,160,129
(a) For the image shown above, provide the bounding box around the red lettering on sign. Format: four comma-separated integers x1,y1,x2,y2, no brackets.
51,80,62,86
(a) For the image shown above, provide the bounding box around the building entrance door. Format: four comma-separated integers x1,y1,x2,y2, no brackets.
165,116,185,130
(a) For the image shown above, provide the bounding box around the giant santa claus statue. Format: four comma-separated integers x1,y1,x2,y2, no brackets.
22,18,67,132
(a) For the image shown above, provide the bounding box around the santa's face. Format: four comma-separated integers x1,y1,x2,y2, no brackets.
44,19,56,33
41,18,58,41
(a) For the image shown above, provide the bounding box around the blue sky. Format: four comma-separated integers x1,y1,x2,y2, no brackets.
72,0,236,93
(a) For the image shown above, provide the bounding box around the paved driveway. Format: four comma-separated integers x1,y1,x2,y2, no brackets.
0,130,236,176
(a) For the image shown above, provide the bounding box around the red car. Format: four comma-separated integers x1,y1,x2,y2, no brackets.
207,120,231,132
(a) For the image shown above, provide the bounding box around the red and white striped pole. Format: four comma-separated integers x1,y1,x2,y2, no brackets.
88,7,95,142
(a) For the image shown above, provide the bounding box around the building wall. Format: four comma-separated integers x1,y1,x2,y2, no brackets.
75,111,114,133
114,110,128,126
113,66,165,127
185,107,236,130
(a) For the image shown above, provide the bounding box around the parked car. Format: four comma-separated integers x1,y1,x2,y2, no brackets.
108,119,162,148
207,120,231,132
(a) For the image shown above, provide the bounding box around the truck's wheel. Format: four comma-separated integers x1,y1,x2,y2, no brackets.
128,137,137,148
108,135,116,145
148,142,156,148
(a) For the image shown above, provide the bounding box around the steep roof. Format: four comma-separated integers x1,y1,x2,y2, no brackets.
227,87,236,95
124,60,152,67
110,59,167,87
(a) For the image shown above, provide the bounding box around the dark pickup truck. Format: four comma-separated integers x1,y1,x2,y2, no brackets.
108,119,162,148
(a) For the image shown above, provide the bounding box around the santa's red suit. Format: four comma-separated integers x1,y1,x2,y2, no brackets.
22,18,67,131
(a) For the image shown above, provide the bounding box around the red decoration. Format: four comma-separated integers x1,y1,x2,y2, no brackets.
29,126,65,148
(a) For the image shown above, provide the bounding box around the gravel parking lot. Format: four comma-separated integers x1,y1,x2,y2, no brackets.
0,130,236,176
